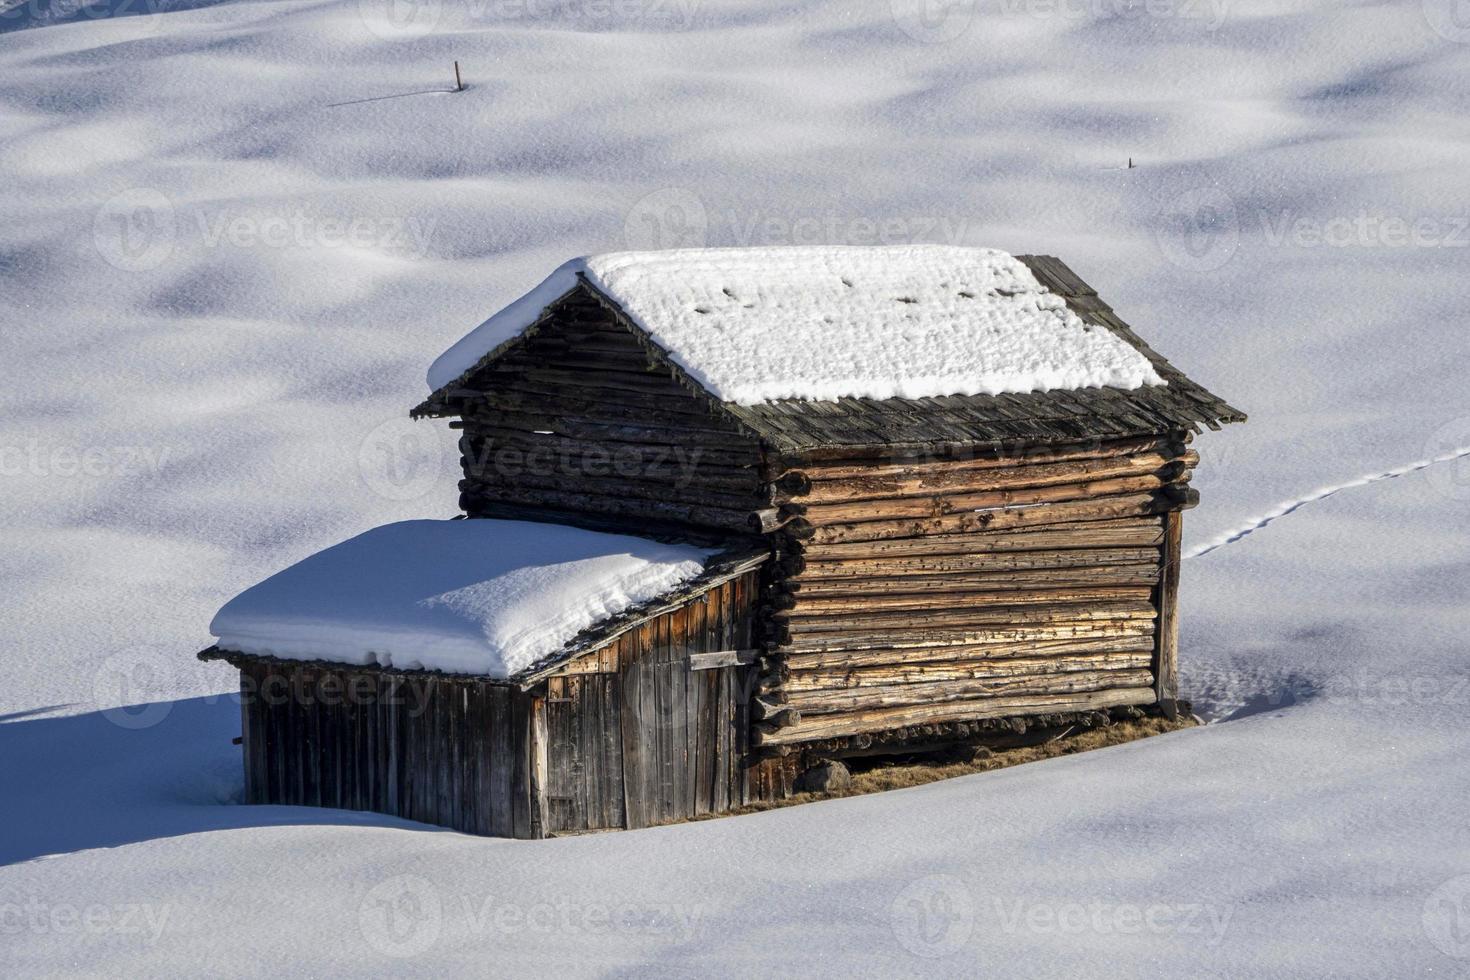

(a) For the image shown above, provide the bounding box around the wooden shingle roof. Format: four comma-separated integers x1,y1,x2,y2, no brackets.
414,253,1244,454
720,255,1244,454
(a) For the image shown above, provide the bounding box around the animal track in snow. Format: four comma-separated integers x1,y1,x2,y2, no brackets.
1186,445,1470,559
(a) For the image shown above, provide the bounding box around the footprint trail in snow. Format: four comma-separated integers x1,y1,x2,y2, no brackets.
1186,445,1470,559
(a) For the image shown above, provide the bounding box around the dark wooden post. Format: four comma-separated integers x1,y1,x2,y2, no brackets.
1154,509,1183,719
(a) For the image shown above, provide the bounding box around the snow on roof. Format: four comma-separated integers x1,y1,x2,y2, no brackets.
427,245,1163,405
209,520,715,679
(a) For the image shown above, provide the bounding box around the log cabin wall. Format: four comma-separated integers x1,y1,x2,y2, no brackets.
755,433,1197,747
448,286,768,536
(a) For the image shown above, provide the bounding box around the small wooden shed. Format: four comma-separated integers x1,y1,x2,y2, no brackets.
202,535,774,838
202,245,1243,837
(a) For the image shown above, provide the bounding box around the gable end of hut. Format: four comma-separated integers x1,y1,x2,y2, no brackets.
414,281,777,540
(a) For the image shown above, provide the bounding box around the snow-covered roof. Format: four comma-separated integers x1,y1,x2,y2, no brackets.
209,520,724,679
426,245,1164,405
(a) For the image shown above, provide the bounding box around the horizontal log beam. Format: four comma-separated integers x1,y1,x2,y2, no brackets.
796,519,1165,560
460,487,756,531
797,546,1162,580
803,491,1190,545
755,687,1158,745
775,586,1155,621
786,649,1154,687
465,377,720,416
463,407,757,447
795,472,1188,526
772,603,1157,644
787,669,1156,716
790,436,1185,480
466,389,728,427
778,564,1161,598
460,427,757,469
463,469,761,510
798,451,1198,504
782,635,1156,671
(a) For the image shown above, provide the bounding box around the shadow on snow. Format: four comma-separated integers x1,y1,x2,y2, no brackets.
0,694,441,867
0,0,236,34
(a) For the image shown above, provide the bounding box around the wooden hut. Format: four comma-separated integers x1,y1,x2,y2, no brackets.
201,245,1243,837
201,523,772,838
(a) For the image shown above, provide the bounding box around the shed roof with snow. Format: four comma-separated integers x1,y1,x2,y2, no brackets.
204,519,766,682
415,246,1244,452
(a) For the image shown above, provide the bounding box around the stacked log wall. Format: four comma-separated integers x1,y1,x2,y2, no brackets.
451,289,768,535
754,434,1196,747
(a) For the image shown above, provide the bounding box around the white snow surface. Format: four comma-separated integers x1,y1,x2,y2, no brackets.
5,0,1470,976
209,519,713,678
426,246,1165,404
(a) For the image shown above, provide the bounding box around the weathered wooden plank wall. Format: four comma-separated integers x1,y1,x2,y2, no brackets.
1153,509,1184,719
755,434,1198,747
451,286,768,536
541,568,771,834
235,568,773,838
238,664,539,839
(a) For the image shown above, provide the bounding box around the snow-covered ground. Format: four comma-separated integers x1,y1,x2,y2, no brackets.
3,0,1469,974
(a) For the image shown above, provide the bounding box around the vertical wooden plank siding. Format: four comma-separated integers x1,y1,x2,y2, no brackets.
487,686,513,837
241,664,527,837
635,623,660,822
269,666,288,805
528,569,765,835
291,668,310,807
1154,509,1184,719
239,666,259,804
601,675,625,830
234,568,762,838
619,651,649,831
384,675,402,817
510,691,534,839
530,695,549,840
600,572,762,831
